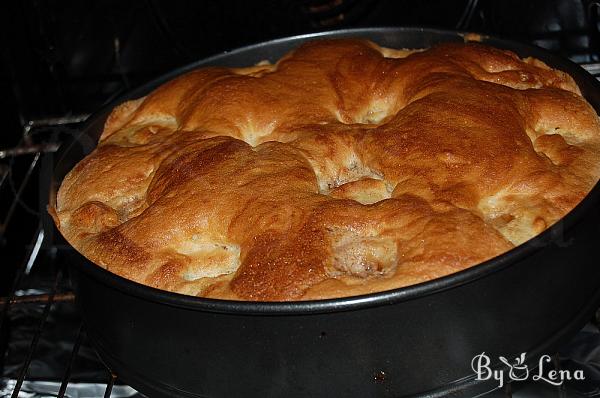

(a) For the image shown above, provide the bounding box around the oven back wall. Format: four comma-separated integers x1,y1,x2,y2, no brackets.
4,0,595,133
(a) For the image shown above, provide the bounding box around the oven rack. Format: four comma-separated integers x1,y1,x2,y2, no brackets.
0,119,143,398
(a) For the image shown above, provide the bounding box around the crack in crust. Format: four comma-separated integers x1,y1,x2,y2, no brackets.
53,39,600,301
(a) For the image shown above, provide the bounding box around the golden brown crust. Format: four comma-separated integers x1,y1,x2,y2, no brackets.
53,39,600,301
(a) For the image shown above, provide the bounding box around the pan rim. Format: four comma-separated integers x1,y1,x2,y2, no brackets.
55,26,600,314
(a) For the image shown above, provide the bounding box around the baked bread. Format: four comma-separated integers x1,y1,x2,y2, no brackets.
51,39,600,301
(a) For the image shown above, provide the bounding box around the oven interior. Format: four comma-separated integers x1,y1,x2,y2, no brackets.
1,1,600,397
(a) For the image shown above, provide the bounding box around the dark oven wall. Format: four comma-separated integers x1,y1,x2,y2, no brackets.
1,0,599,142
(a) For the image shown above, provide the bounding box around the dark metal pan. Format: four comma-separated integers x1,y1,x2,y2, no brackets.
50,27,600,397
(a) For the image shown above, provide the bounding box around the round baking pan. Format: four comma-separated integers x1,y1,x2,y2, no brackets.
51,27,600,397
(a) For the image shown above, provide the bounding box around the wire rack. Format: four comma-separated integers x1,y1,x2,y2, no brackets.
2,66,600,398
0,118,142,398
